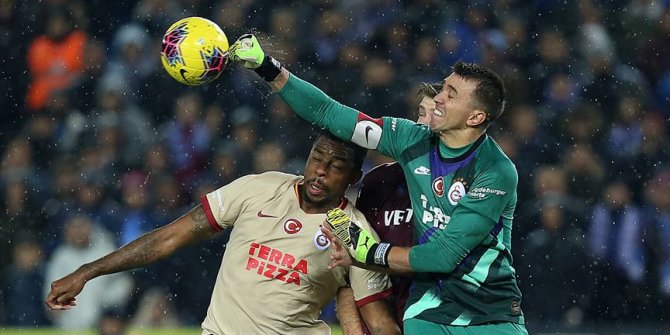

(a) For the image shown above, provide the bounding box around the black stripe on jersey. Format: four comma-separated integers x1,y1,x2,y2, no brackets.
433,133,487,163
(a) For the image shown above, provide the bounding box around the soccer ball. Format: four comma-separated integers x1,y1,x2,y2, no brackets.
160,17,229,86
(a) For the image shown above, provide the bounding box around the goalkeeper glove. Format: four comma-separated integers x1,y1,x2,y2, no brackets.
229,34,282,82
326,208,392,267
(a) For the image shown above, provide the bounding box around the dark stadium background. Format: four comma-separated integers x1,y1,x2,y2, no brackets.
1,0,669,334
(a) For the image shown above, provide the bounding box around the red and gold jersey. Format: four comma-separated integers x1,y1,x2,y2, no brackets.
200,171,392,335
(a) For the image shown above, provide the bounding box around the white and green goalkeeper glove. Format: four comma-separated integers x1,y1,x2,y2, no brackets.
229,34,282,81
326,208,392,267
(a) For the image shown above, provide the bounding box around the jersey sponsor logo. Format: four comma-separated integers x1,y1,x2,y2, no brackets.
432,176,444,197
367,277,386,290
448,181,466,205
351,113,383,149
383,209,413,226
246,242,308,286
420,193,451,229
467,187,507,199
413,166,430,175
313,229,330,250
361,236,373,249
284,219,303,234
257,210,277,218
390,117,398,131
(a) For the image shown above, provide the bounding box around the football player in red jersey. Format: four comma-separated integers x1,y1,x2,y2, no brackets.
336,83,441,334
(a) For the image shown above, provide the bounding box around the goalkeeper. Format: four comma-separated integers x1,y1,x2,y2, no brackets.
230,35,528,335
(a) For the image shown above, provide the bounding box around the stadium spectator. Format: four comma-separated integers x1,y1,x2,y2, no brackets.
98,306,129,335
163,91,211,185
105,23,157,101
521,199,589,329
118,170,155,246
44,214,132,330
587,179,651,321
2,236,50,327
94,73,154,168
252,142,287,173
1,178,48,271
26,9,87,111
561,143,606,206
644,170,670,302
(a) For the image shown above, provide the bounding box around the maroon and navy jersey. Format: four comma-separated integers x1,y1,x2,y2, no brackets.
356,162,413,326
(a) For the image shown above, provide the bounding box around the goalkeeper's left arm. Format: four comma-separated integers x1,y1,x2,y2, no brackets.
324,208,499,274
325,209,414,274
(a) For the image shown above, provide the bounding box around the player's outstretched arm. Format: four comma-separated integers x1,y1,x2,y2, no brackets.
229,34,363,147
228,34,290,91
45,205,218,310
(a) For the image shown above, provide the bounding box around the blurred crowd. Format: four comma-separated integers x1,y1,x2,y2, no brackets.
1,0,669,333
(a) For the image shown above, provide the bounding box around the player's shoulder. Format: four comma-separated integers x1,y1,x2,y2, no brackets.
233,171,302,191
343,202,370,226
358,162,405,202
252,171,300,181
381,116,432,137
481,137,519,180
363,162,403,180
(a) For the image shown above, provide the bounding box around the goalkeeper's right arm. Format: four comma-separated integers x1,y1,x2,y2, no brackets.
228,34,363,147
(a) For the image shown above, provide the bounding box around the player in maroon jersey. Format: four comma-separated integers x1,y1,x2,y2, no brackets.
336,83,441,334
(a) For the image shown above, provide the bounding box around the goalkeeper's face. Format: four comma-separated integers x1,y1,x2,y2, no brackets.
302,137,361,210
431,73,484,132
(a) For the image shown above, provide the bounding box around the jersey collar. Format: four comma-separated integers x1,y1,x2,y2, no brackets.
432,133,487,163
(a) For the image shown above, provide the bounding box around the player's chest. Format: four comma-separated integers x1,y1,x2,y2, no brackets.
229,201,342,285
404,156,477,229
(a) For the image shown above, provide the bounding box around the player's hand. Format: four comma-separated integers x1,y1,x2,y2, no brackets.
229,34,265,69
45,271,87,310
321,224,354,269
325,208,380,265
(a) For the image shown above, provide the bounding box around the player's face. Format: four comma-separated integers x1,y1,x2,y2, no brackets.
417,95,435,125
302,137,361,211
430,73,483,133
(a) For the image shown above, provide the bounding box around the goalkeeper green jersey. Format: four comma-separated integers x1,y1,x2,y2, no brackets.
278,74,524,326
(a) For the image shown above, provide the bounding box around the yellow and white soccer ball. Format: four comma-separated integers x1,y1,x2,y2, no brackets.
160,17,229,86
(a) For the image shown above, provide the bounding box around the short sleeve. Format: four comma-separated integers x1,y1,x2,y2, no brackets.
376,117,432,162
349,266,393,307
346,209,394,306
200,172,297,231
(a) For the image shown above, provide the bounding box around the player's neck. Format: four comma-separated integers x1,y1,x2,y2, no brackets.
438,128,484,148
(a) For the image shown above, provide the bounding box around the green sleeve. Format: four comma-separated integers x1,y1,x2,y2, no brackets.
458,159,518,222
277,74,358,142
277,74,431,160
408,207,496,273
408,160,518,273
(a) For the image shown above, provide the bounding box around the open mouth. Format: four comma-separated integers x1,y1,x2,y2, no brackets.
433,108,444,117
308,181,325,197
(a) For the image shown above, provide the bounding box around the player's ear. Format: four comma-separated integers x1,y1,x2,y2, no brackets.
466,109,487,128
